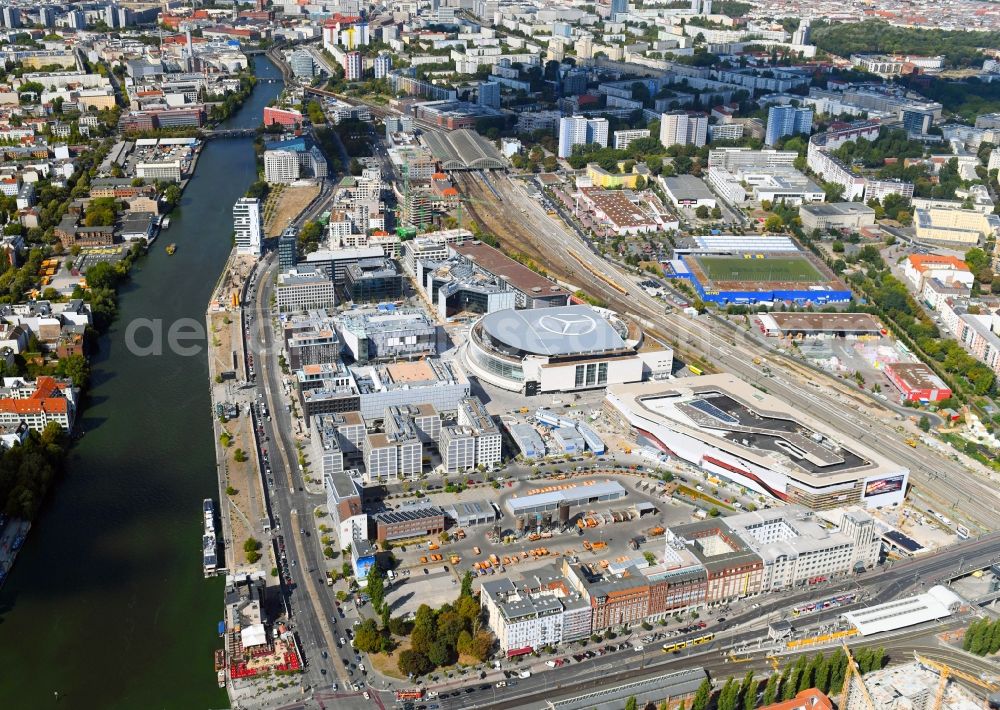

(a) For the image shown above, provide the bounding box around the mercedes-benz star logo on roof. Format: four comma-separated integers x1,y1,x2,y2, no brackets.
537,313,598,336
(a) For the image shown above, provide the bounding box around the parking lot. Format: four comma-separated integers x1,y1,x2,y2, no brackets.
379,472,714,608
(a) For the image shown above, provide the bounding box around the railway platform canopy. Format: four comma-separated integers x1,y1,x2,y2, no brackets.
840,585,963,636
423,129,506,170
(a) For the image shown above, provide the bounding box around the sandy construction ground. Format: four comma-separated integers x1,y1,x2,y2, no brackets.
265,184,321,237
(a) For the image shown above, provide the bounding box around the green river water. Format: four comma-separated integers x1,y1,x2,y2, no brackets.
0,56,283,709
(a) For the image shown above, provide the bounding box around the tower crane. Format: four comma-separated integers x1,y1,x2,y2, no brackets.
839,643,876,710
914,651,1000,710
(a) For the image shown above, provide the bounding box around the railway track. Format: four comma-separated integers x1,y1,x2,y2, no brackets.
455,173,645,313
450,171,1000,530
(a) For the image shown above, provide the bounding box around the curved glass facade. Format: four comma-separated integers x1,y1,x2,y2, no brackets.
468,340,524,383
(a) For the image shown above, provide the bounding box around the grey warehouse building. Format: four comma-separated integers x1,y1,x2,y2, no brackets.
445,500,498,527
799,202,877,232
509,424,545,460
507,480,627,517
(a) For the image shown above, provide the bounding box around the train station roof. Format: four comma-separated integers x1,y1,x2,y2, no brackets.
423,129,505,170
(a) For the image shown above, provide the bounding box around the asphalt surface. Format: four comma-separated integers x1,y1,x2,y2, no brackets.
420,531,1000,709
228,89,1000,709
481,172,1000,534
241,257,385,709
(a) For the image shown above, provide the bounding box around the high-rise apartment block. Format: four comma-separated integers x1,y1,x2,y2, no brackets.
558,116,609,158
659,111,708,148
765,105,813,146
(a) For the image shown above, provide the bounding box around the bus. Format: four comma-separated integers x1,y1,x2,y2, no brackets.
688,365,703,375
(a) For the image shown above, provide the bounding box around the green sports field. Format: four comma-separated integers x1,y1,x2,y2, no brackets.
695,254,824,284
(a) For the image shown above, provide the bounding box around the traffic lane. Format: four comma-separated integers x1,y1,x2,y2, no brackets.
255,263,350,686
482,619,965,710
250,260,347,688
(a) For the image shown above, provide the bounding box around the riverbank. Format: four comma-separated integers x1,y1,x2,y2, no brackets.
0,55,285,710
0,68,222,590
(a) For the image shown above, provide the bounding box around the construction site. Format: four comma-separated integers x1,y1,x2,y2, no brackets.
841,647,1000,710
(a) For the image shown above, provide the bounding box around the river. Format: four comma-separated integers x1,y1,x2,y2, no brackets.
0,56,283,709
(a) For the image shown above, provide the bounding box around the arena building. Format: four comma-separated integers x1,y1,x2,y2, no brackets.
462,305,643,394
605,375,908,510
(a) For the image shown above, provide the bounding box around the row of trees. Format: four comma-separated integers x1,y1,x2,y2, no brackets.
564,136,708,177
963,618,1000,656
0,423,68,519
622,647,887,710
206,73,257,123
831,129,932,170
810,20,1000,68
849,267,995,396
397,571,492,677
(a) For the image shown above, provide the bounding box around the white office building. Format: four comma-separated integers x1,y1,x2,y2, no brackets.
726,507,880,590
438,396,502,474
481,574,593,653
276,269,337,312
264,150,301,184
233,197,263,256
707,148,798,171
136,161,182,182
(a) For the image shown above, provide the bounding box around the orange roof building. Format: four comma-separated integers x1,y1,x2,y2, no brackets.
0,376,76,431
904,253,974,290
759,689,834,710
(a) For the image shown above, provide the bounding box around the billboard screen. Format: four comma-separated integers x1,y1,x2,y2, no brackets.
864,475,905,498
